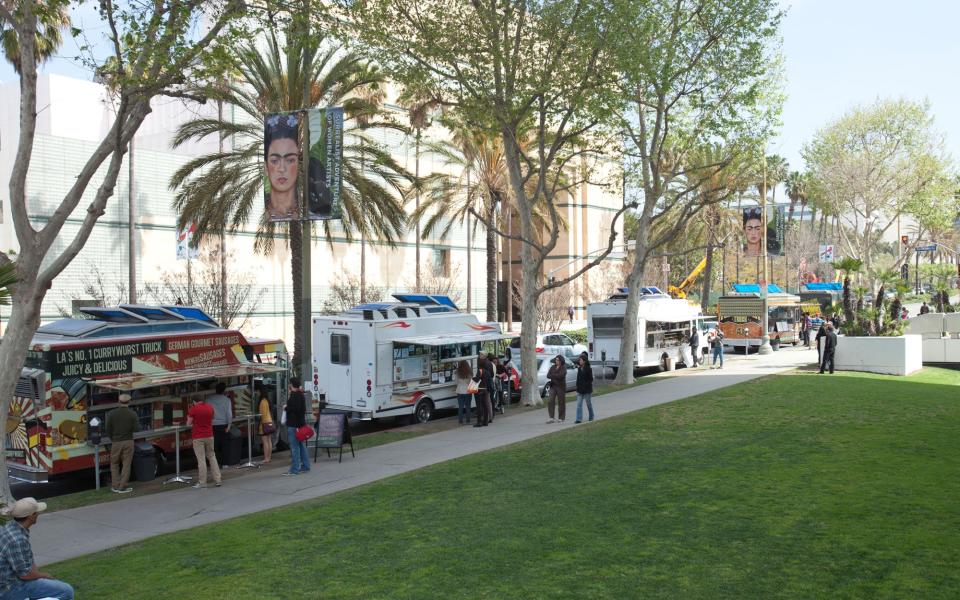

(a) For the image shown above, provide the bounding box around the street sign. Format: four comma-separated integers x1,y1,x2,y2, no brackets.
818,244,834,262
917,245,937,252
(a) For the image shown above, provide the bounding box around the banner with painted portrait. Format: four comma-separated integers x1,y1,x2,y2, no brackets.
263,108,343,222
741,205,784,256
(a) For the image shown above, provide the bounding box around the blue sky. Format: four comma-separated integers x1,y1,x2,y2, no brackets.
774,0,960,170
2,0,957,174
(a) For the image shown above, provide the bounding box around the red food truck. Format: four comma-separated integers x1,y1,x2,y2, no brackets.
7,304,288,482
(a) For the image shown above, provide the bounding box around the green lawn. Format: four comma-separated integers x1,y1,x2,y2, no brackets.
51,368,960,598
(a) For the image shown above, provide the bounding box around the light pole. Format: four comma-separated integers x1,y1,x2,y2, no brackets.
758,154,773,355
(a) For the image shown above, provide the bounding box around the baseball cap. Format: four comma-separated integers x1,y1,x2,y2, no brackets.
118,393,131,404
2,497,48,519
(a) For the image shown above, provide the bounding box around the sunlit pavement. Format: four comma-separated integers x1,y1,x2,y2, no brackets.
30,345,817,566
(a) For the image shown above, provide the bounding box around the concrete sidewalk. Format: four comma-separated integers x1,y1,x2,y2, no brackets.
32,345,817,566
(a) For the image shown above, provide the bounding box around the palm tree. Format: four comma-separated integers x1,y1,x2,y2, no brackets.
413,125,559,322
169,31,410,370
765,155,789,205
888,282,911,329
833,257,863,327
872,267,900,333
1,3,70,74
785,171,807,223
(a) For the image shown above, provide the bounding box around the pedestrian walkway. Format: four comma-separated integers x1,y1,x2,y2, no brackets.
31,346,817,565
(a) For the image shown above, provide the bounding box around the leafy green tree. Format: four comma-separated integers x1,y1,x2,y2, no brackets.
0,0,246,505
610,0,783,384
804,99,956,273
169,31,411,368
339,0,637,405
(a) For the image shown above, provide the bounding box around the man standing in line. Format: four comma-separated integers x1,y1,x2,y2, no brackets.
689,327,701,368
0,498,74,600
709,329,724,369
819,323,838,374
920,302,930,315
567,305,574,323
106,393,139,494
815,322,826,365
207,382,233,468
284,377,310,475
187,394,221,489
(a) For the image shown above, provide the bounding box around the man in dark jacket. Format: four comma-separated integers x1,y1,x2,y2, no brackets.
284,377,310,475
689,328,700,367
574,352,594,423
815,323,827,364
105,393,139,493
473,355,494,427
819,323,838,374
546,355,567,423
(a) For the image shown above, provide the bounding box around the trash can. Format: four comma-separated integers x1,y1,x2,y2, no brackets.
133,442,156,482
224,426,242,466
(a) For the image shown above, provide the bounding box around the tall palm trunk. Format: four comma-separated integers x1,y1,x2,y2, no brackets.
485,198,497,322
842,274,853,325
414,130,422,289
361,231,367,303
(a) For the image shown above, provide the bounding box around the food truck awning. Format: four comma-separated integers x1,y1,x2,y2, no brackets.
394,330,517,346
90,363,286,391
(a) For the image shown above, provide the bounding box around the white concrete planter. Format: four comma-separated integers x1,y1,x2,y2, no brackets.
833,334,922,376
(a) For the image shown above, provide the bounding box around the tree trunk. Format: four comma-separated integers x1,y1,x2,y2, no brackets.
613,213,651,386
518,242,542,406
414,130,422,290
290,223,303,374
360,231,367,303
0,280,45,504
700,241,714,314
486,202,497,322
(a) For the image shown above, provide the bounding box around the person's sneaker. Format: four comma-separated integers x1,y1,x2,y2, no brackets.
558,419,565,424
283,471,299,476
215,482,222,487
574,421,582,424
545,418,556,424
191,483,206,489
110,488,119,493
116,487,133,494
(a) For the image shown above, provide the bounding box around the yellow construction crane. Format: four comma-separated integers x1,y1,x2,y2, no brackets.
668,257,708,299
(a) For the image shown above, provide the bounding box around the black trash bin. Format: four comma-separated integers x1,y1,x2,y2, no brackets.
224,426,243,466
133,442,157,482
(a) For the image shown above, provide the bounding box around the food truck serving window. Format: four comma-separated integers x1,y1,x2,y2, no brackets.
330,334,350,365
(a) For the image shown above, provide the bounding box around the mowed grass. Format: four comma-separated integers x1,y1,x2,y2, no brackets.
51,368,960,599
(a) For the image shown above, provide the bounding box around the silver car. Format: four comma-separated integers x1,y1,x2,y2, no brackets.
510,355,580,399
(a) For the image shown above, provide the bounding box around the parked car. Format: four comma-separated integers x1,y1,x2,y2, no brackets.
509,355,579,399
509,332,587,358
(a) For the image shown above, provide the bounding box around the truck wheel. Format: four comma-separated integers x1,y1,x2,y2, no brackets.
412,399,434,424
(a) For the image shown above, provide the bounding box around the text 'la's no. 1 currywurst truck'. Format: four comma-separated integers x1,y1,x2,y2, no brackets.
7,305,287,482
311,294,514,424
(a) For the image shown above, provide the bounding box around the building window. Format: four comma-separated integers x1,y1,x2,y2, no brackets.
433,248,451,277
330,334,350,365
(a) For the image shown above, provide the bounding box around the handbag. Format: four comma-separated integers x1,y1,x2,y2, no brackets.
280,407,287,425
295,424,315,442
466,380,480,394
262,422,276,435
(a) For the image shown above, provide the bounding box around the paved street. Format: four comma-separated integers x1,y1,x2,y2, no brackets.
31,345,817,566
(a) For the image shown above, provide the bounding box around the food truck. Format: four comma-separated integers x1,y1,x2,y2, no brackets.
311,294,514,423
7,305,287,482
717,284,803,352
586,287,708,372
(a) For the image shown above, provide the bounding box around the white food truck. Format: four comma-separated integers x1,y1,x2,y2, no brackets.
311,294,514,423
587,287,708,373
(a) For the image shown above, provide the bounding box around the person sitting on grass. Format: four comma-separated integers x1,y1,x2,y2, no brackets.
0,497,74,600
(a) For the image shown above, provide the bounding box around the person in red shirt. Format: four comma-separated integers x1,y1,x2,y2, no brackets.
187,394,221,488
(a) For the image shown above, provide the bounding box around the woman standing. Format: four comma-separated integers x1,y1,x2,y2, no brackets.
574,353,594,423
455,360,474,425
473,355,494,428
256,384,274,464
546,355,567,424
